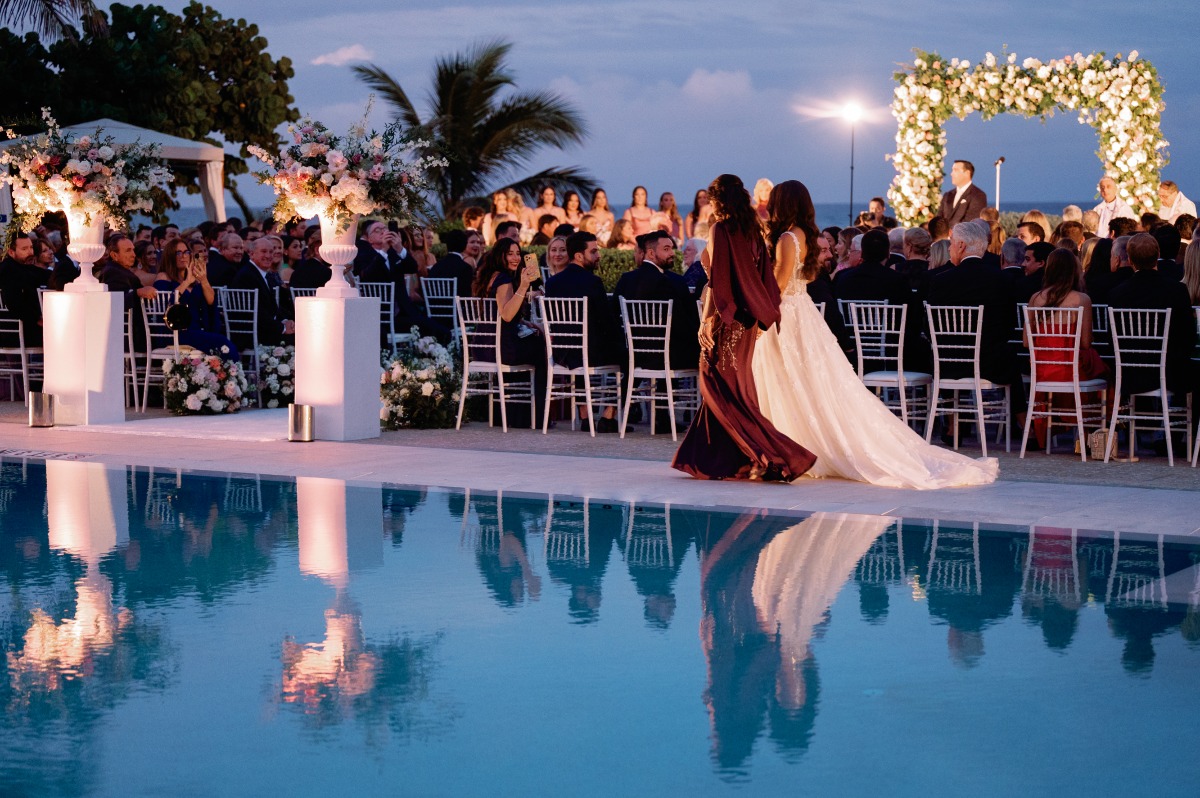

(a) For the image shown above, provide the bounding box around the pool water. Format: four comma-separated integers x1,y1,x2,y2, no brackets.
1,458,1198,797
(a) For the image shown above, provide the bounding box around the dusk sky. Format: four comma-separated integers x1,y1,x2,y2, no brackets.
117,0,1196,214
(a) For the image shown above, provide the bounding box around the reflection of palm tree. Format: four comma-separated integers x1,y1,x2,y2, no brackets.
700,511,891,774
354,39,596,214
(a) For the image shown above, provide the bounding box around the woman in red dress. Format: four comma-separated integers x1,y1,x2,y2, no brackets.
672,174,816,481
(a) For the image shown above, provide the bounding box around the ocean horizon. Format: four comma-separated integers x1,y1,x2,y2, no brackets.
138,200,1095,234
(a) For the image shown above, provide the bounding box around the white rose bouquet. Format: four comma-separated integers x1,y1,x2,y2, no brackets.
380,330,460,429
162,349,248,415
256,344,296,408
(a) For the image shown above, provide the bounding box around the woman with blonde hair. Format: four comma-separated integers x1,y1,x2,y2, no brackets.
657,192,684,241
929,239,952,272
1020,209,1052,240
987,221,1007,256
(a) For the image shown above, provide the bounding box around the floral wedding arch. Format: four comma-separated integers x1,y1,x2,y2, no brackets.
886,49,1167,226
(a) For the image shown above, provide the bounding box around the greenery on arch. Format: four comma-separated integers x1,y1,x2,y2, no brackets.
887,48,1167,226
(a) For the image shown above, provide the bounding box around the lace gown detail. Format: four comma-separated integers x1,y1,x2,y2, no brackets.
752,232,998,489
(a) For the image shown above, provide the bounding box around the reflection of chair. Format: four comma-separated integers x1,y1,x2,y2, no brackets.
223,475,262,513
460,488,503,554
1106,532,1166,608
618,298,700,440
454,297,537,432
538,296,622,435
144,466,182,526
925,303,1011,455
925,521,982,595
1020,527,1080,603
625,504,674,569
1105,308,1192,466
1020,306,1108,461
854,522,905,585
850,302,931,426
544,498,589,566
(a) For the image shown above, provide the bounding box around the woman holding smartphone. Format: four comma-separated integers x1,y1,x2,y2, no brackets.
472,239,547,425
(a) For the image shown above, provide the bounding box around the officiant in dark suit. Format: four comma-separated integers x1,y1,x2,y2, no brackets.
356,220,449,343
937,160,987,226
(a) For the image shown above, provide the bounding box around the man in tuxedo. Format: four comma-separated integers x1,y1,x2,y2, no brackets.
494,220,521,244
1151,224,1183,281
98,234,159,352
1107,233,1197,397
928,222,1022,395
428,229,474,297
998,237,1026,299
613,230,700,372
937,160,987,225
357,220,448,343
545,231,626,432
0,233,52,347
833,229,909,305
1093,176,1137,238
231,236,292,348
206,231,244,287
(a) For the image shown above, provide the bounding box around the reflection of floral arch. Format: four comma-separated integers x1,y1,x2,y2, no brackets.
887,49,1168,226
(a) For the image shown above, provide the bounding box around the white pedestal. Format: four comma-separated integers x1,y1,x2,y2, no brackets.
42,291,125,426
294,295,382,441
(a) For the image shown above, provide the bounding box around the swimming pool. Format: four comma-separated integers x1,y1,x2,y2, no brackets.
2,457,1197,796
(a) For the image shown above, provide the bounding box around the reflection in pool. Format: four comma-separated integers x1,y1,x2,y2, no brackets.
1,457,1197,796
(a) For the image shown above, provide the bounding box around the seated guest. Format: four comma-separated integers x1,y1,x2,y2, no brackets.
1016,221,1045,245
927,215,950,243
928,222,1022,393
1016,241,1054,305
529,214,558,246
1026,248,1108,383
833,229,909,304
606,219,636,251
1151,223,1183,281
808,225,850,352
897,226,933,297
998,236,1027,304
358,220,448,343
461,206,486,233
1021,210,1052,241
545,235,570,277
545,231,626,431
0,233,52,346
1062,205,1083,223
613,230,700,371
428,228,475,297
1184,238,1200,305
288,233,339,290
1082,237,1114,303
1107,233,1197,397
206,231,245,287
927,239,952,280
681,236,708,293
133,240,159,286
154,239,239,361
1109,235,1135,290
471,238,547,423
99,234,159,350
1081,210,1100,237
461,229,484,269
231,237,293,348
1108,217,1138,238
494,219,522,244
886,227,906,269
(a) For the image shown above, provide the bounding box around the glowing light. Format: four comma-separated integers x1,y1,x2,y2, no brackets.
842,102,863,123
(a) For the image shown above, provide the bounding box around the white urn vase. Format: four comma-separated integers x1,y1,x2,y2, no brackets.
64,212,108,293
317,212,361,298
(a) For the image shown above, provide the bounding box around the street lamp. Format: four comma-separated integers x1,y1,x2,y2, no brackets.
842,102,863,225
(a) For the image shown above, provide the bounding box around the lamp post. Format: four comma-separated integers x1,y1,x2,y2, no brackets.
843,102,862,225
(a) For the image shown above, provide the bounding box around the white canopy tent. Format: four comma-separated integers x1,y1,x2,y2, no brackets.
1,118,227,230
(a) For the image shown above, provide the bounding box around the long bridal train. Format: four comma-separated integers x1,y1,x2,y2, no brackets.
752,232,997,490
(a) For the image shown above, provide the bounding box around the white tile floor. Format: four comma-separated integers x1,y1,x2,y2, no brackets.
1,409,1196,541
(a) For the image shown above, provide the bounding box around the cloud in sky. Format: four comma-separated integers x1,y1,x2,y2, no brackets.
311,44,374,67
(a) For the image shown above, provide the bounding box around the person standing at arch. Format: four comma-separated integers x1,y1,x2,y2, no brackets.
937,160,987,225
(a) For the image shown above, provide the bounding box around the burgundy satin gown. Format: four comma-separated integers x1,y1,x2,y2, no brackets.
671,222,817,481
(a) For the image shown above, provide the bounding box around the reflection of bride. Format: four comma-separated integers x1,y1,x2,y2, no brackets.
700,510,892,771
751,180,998,489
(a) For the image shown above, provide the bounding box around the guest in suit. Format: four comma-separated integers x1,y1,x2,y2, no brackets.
231,237,292,348
936,160,987,225
358,220,448,343
428,228,475,297
928,222,1023,393
206,231,244,288
98,234,159,352
545,231,627,432
612,230,700,372
1107,233,1197,397
897,226,933,298
1016,242,1054,305
287,230,335,291
0,233,52,347
999,237,1027,301
1151,224,1184,282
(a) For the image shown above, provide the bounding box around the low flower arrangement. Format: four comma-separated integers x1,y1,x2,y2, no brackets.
248,99,445,234
162,350,249,415
380,329,461,429
256,344,296,408
0,108,172,242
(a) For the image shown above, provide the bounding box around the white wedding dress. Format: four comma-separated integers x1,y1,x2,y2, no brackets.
752,231,998,489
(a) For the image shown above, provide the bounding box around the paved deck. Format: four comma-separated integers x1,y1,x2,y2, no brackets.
2,402,1197,541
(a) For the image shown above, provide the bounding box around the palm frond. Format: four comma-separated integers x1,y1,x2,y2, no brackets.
503,167,599,205
352,63,424,130
0,0,98,40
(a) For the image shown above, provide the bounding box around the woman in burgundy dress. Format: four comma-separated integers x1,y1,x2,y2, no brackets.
672,174,816,481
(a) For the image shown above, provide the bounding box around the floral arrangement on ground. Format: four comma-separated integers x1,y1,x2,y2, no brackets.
0,108,172,243
887,48,1166,225
380,330,461,429
162,350,249,415
248,98,446,234
256,344,295,408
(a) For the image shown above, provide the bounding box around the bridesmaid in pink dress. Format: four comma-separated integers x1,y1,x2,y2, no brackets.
623,186,655,236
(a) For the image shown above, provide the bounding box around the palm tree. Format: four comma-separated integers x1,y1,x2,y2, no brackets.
0,0,106,40
354,39,596,216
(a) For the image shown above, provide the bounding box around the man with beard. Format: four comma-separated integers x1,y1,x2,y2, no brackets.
0,233,52,346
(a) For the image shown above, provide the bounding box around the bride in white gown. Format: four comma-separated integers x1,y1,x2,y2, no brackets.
751,180,998,489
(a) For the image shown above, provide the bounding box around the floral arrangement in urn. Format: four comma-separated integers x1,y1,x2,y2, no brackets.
256,344,296,408
162,349,249,415
248,99,446,234
380,330,461,429
0,108,172,242
887,49,1166,225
